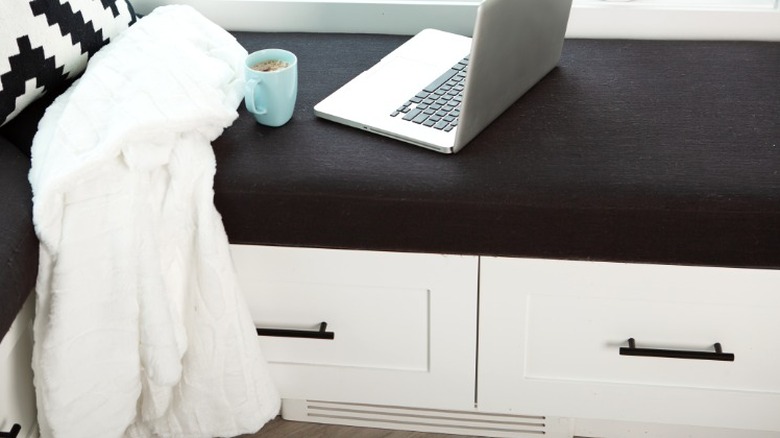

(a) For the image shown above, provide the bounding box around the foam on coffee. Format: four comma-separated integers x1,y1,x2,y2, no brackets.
251,60,289,72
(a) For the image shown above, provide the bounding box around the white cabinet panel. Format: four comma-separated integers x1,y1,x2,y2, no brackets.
525,293,778,393
247,281,430,371
231,245,479,410
478,257,780,433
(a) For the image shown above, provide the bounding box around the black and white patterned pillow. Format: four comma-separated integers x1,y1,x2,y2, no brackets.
0,0,137,126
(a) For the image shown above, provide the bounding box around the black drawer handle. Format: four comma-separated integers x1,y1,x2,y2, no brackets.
0,424,21,438
620,338,734,362
256,321,335,340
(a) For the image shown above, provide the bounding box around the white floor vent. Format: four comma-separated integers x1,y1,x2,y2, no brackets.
281,399,553,437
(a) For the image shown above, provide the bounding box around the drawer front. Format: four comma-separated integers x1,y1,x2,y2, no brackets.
525,293,779,393
478,257,780,432
247,280,430,371
231,245,478,410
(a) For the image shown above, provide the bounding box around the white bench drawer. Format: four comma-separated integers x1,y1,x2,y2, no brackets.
231,245,478,410
525,293,777,393
478,257,780,433
248,280,430,371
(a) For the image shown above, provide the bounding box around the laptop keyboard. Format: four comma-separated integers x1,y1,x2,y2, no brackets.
390,56,469,132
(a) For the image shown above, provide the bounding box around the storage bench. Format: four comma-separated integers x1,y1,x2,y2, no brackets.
1,31,778,438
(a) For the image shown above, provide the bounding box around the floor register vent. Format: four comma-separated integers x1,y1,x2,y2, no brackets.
281,399,549,437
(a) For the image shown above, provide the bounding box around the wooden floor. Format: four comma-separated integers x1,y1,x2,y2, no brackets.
239,417,475,438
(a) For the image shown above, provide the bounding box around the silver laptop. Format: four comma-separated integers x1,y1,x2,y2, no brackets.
313,0,573,154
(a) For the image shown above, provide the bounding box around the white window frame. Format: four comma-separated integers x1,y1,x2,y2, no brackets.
131,0,780,41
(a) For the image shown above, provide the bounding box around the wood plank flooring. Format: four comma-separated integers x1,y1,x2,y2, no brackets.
239,417,475,438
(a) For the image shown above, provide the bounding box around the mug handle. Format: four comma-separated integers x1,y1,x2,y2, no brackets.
245,78,268,116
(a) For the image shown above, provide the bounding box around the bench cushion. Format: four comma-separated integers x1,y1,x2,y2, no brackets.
213,34,780,269
0,137,38,340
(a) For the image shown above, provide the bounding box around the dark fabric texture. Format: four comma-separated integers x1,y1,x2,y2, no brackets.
214,34,780,269
0,137,38,340
0,0,137,126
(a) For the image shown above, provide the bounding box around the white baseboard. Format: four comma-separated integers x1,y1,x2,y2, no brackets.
280,398,780,438
281,398,573,437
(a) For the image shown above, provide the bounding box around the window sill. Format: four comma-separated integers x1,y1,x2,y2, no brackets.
131,0,780,41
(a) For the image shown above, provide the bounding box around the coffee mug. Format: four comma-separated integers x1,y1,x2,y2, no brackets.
244,49,298,127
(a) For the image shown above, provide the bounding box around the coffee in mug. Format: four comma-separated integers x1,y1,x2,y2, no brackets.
251,60,289,72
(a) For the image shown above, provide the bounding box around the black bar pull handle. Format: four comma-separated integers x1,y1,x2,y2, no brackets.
256,321,335,340
620,338,734,362
0,424,21,438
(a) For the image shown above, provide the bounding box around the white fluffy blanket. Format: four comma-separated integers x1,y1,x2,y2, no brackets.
29,6,280,437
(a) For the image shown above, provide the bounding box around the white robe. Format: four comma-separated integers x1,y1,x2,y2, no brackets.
29,6,280,437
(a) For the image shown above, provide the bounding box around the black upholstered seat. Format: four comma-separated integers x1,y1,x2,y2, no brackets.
0,137,38,338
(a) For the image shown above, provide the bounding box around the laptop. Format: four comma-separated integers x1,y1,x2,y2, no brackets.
313,0,573,154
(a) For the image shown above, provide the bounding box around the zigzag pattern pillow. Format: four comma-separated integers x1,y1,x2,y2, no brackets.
0,0,137,126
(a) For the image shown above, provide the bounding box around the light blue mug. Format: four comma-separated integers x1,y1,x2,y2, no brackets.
244,49,298,127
